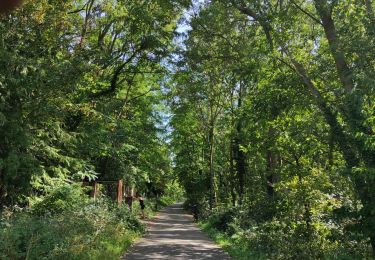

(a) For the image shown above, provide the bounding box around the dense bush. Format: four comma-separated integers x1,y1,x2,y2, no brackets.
208,208,238,234
202,207,372,259
158,196,176,207
0,185,144,260
31,184,90,216
183,196,210,221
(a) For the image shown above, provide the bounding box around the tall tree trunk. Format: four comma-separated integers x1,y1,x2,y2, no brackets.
288,57,360,167
266,149,278,198
234,92,246,204
371,235,375,257
0,172,5,208
266,127,279,199
296,158,312,231
314,0,354,93
314,0,373,136
235,137,246,205
328,127,334,168
313,2,375,254
229,140,237,207
208,124,215,210
0,144,5,208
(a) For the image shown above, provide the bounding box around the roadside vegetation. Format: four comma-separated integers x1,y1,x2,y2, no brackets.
197,206,372,259
0,183,183,259
0,185,143,259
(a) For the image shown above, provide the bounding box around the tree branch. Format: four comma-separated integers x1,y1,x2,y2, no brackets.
230,0,274,50
290,0,322,25
90,45,145,98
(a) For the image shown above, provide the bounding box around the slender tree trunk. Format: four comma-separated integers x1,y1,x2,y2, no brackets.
266,128,279,199
79,0,95,48
234,83,246,204
236,139,245,205
314,0,354,92
371,235,375,257
0,145,5,207
229,84,237,207
266,150,277,198
328,128,334,167
296,159,312,231
313,3,375,253
229,140,237,207
234,134,245,205
314,0,373,136
208,124,215,210
0,176,4,208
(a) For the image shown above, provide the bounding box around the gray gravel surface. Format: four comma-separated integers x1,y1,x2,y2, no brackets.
122,203,232,260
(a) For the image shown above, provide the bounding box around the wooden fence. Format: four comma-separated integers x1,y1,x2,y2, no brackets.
87,180,123,205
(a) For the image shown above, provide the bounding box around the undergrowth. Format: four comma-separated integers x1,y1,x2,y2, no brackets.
0,183,183,259
0,184,144,260
199,221,265,260
197,206,372,260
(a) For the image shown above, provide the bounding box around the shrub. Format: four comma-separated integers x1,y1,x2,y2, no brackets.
201,206,372,259
158,195,175,207
0,184,144,260
209,208,237,234
31,184,89,216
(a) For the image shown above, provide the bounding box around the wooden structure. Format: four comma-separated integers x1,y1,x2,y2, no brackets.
124,184,135,211
117,180,123,206
88,180,123,205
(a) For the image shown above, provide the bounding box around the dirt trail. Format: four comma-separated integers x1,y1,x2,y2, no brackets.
122,203,231,259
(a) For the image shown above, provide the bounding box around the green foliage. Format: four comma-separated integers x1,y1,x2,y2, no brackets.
31,184,89,216
170,0,375,258
201,208,372,259
200,221,263,260
0,185,144,260
157,182,185,207
0,0,185,207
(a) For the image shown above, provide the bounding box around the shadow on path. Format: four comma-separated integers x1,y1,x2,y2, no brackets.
122,203,231,260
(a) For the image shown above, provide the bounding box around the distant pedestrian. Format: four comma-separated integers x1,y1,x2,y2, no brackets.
125,186,134,212
192,204,199,221
136,193,145,219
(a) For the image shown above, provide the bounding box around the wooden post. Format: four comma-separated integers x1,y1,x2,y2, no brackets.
117,180,123,206
91,181,97,199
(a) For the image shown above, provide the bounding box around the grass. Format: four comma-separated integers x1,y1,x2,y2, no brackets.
85,229,141,259
198,221,266,260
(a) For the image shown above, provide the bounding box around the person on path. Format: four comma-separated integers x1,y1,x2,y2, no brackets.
125,186,134,212
136,193,145,219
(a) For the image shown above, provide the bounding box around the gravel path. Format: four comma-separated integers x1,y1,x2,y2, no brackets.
122,203,231,260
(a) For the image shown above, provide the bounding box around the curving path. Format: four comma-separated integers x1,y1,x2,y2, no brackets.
122,203,231,260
